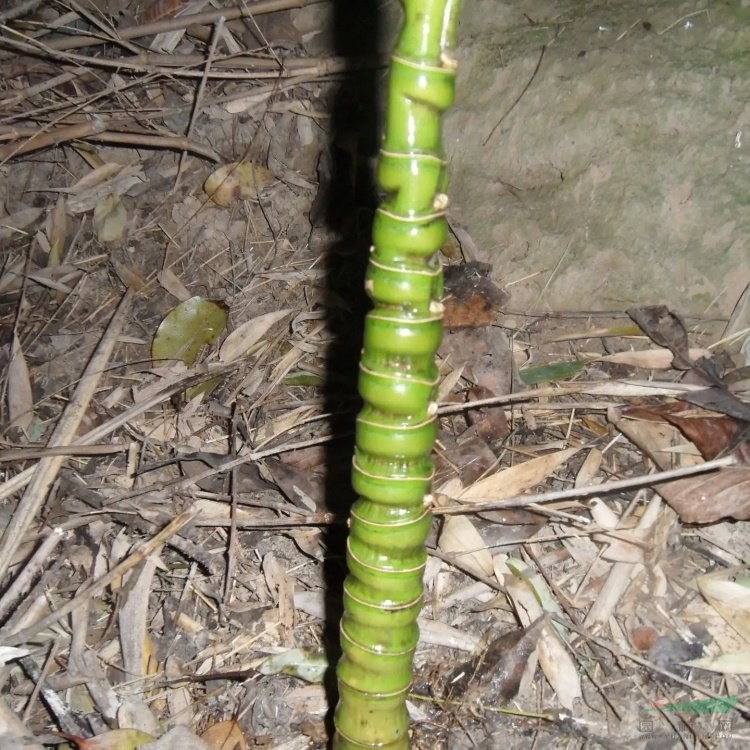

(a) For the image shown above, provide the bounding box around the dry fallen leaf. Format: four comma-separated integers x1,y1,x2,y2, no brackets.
93,194,128,242
697,566,750,642
455,447,580,503
612,408,750,523
112,261,148,292
141,726,211,750
596,347,711,369
658,468,750,523
119,555,162,695
68,162,126,193
575,447,603,487
497,557,582,709
438,515,493,576
682,651,750,675
624,401,744,460
59,728,155,750
8,333,33,432
0,206,44,241
157,268,192,301
627,305,693,370
204,161,275,206
444,615,548,705
257,647,328,683
219,309,292,363
66,164,144,214
201,720,248,750
47,194,68,266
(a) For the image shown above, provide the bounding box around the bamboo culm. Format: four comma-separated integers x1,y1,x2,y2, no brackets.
333,1,462,748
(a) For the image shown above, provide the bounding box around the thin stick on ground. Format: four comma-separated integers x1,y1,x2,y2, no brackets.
0,527,66,622
0,288,134,583
0,511,196,648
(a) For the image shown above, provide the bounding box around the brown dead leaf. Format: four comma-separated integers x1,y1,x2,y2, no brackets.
68,162,126,193
627,308,749,425
613,409,750,523
624,401,744,460
266,456,322,510
279,444,326,471
465,385,510,442
164,654,194,727
658,468,750,523
575,447,603,487
611,408,698,468
204,161,275,206
594,527,647,564
47,195,68,266
682,651,750,675
119,555,161,687
138,726,210,750
219,309,292,364
66,165,144,214
201,720,247,750
435,433,498,488
697,566,750,642
8,333,33,432
682,384,750,422
0,258,24,296
438,516,493,576
456,447,580,503
157,268,191,301
262,552,296,646
597,347,711,369
288,528,324,561
0,206,44,240
443,262,507,329
443,615,548,705
112,261,148,292
498,558,582,708
627,305,693,370
93,194,127,242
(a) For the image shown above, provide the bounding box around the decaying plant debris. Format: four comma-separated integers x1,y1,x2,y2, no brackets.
1,2,750,748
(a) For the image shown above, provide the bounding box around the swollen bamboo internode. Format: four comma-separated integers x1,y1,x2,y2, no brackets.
333,1,462,748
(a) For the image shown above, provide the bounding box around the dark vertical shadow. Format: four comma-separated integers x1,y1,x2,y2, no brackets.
318,0,382,743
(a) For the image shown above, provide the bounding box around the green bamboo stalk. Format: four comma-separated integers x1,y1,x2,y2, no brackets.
334,2,462,748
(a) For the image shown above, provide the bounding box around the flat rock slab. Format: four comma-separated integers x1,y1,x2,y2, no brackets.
446,0,750,319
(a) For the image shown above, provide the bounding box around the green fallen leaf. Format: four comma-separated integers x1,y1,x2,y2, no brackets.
258,647,328,683
152,297,228,367
152,297,228,401
284,371,325,387
60,728,154,750
506,557,568,639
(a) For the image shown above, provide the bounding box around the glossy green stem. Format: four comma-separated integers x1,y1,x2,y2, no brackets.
333,2,461,748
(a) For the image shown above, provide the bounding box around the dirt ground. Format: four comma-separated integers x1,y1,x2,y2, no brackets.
0,1,749,749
